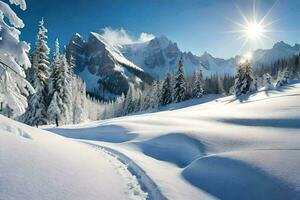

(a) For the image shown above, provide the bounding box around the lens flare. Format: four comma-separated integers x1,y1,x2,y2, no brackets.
226,0,279,53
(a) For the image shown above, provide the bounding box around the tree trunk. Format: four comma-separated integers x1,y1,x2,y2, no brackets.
55,116,59,127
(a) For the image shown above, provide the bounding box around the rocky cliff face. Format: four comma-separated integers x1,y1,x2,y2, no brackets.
65,32,152,100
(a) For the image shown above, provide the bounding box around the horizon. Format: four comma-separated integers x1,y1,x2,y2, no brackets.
13,0,300,59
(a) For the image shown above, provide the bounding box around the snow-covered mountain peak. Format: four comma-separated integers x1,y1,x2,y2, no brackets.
154,35,172,49
250,41,300,66
293,43,300,50
74,32,83,38
272,41,291,49
69,33,85,50
200,51,214,59
65,32,152,100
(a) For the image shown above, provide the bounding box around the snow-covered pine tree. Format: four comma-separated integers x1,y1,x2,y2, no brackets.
22,18,51,126
133,88,142,112
47,39,62,125
233,60,257,96
113,93,125,117
0,0,34,118
47,92,61,126
71,76,87,124
60,53,72,123
173,57,186,103
232,63,245,96
263,73,274,90
276,69,290,87
139,84,152,111
48,47,72,125
161,71,173,105
124,85,134,115
192,68,204,98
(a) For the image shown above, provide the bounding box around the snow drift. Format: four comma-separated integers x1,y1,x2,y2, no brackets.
0,115,148,200
49,81,300,200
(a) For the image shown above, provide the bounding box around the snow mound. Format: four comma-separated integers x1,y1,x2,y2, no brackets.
182,151,300,200
135,133,206,168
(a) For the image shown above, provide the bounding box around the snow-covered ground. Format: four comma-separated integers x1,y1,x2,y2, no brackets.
0,115,148,200
2,82,300,200
47,81,300,200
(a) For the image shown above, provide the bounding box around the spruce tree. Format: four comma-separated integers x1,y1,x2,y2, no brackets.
192,69,204,98
173,57,186,103
161,71,173,105
22,19,50,126
0,0,33,118
276,69,290,87
263,73,274,90
47,39,62,125
233,60,256,96
124,85,134,114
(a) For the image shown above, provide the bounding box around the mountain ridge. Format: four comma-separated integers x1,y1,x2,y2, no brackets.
66,31,300,99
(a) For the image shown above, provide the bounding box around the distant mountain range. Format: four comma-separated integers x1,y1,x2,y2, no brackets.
65,32,300,100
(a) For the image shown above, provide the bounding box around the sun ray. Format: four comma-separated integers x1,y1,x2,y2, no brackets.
235,4,250,25
227,0,282,57
237,37,250,54
259,0,279,26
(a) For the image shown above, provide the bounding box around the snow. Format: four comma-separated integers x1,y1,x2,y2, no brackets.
48,81,300,200
90,32,145,72
0,115,149,200
0,0,33,117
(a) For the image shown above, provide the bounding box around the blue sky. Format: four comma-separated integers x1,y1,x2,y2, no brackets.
12,0,300,58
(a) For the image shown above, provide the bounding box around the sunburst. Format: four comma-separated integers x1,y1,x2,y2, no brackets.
227,0,279,59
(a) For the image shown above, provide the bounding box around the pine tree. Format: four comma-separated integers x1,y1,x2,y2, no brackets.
47,39,62,125
71,76,87,124
22,19,51,126
0,0,33,118
60,53,73,123
276,69,290,87
48,48,72,125
114,93,125,117
233,60,257,96
173,57,186,103
161,71,173,105
124,85,134,115
263,73,274,90
139,84,152,111
192,69,204,98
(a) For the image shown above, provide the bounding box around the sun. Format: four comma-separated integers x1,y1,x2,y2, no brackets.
226,0,279,55
246,22,263,39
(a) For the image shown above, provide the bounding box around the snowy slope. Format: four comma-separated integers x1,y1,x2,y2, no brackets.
0,115,148,200
49,82,300,200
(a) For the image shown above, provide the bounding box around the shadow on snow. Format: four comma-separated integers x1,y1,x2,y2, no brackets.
47,125,137,143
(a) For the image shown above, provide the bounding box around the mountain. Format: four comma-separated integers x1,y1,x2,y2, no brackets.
251,41,300,66
66,32,300,100
65,32,152,100
122,38,300,78
121,36,236,79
